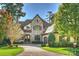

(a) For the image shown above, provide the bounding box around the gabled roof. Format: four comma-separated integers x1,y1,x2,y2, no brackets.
19,19,32,26
19,19,32,29
19,14,51,31
33,14,49,24
45,24,55,33
32,14,51,30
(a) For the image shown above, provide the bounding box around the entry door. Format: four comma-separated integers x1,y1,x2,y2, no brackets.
44,37,48,44
24,35,30,43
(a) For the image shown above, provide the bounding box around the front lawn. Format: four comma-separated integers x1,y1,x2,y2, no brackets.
42,47,79,56
0,46,23,56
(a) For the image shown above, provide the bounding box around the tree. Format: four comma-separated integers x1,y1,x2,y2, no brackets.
7,23,24,46
0,3,25,23
54,4,79,43
46,11,54,24
2,10,24,46
48,33,55,47
0,10,8,41
0,3,25,46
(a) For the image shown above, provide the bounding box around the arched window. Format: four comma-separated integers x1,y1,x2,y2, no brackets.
33,25,41,30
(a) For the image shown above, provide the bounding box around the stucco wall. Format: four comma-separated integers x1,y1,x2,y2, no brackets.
23,16,45,42
31,16,44,42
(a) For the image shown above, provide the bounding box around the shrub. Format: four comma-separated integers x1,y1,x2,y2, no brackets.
41,44,46,47
66,37,73,47
48,33,55,47
51,36,72,47
41,43,49,47
2,38,7,45
58,37,73,47
13,41,24,44
53,42,59,47
77,37,79,47
47,33,73,47
32,41,43,44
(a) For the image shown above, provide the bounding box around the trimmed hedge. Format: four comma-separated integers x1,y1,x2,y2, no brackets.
46,33,73,47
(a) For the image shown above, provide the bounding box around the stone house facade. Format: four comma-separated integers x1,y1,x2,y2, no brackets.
19,14,51,43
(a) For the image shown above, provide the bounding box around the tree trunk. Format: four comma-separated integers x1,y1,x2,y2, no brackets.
8,39,14,47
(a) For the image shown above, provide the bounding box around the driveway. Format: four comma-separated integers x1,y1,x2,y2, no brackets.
18,44,64,56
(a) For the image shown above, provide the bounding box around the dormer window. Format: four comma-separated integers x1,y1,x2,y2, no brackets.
27,26,30,29
24,26,30,30
24,26,27,30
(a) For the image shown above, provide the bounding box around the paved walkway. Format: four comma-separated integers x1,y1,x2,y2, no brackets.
18,44,64,56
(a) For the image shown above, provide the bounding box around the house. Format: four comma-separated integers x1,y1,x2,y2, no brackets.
19,14,51,43
42,24,55,42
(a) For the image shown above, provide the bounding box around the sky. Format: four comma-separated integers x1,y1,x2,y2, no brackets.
19,3,60,21
0,3,60,22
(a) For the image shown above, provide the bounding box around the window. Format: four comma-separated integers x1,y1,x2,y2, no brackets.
37,19,39,23
27,26,30,29
33,25,41,30
24,26,27,30
35,35,40,41
24,26,30,30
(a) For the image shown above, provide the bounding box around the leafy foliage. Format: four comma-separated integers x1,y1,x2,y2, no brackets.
0,10,8,40
0,3,25,22
7,23,24,44
53,3,79,44
54,4,79,37
48,33,55,47
0,3,25,46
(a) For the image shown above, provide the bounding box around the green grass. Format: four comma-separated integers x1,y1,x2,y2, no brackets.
0,46,24,56
42,47,79,56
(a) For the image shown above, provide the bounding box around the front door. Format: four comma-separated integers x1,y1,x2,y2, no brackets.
44,37,48,44
24,35,30,43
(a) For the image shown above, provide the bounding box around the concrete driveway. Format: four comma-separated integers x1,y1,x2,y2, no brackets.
18,44,64,56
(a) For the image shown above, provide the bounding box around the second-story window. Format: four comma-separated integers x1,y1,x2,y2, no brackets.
24,26,30,30
27,26,30,29
33,25,41,31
